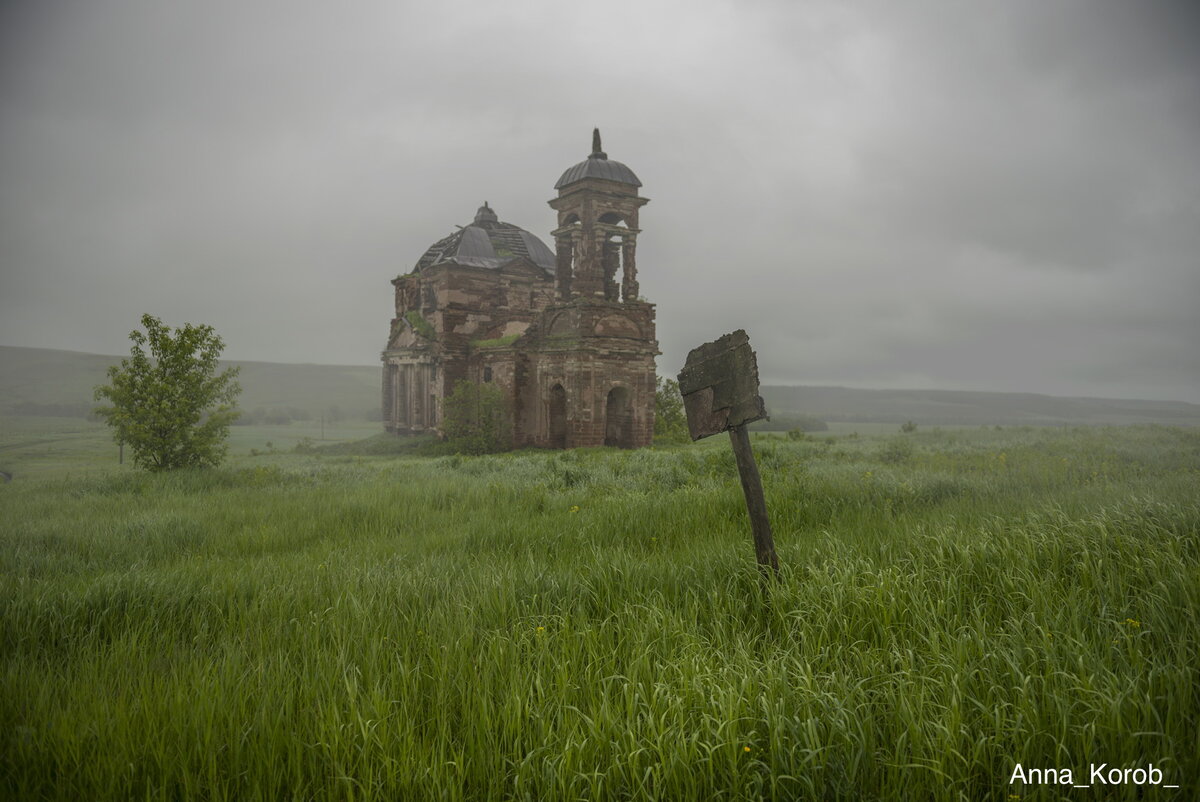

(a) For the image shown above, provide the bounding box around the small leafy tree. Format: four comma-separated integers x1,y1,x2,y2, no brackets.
653,376,689,443
441,379,511,454
93,314,241,470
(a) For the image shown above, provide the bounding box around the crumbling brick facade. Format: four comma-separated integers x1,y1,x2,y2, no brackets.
382,131,658,448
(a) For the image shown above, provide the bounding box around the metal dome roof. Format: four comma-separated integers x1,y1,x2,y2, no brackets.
554,129,642,189
414,203,555,273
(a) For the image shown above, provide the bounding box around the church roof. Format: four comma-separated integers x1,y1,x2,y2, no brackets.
554,129,642,189
414,203,556,272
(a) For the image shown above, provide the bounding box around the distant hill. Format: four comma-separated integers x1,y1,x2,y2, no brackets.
0,346,381,422
760,385,1200,427
3,345,1198,427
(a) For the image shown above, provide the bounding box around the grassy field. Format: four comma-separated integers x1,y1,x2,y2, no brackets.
1,422,1198,800
0,417,384,482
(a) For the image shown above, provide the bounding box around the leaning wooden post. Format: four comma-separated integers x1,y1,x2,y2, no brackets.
678,329,780,580
728,423,780,577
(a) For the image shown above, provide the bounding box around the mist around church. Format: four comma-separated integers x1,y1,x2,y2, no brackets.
2,2,1199,800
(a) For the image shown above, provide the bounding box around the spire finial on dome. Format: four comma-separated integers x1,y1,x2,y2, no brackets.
589,127,607,160
474,201,498,224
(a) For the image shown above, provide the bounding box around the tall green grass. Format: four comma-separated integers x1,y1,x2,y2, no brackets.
2,426,1197,800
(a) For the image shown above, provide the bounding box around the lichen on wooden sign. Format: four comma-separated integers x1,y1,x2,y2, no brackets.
677,329,767,441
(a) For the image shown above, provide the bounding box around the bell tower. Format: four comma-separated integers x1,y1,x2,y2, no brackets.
513,129,658,449
548,128,649,302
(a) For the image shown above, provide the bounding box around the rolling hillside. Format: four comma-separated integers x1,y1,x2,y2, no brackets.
3,345,1198,427
760,385,1200,427
0,346,381,421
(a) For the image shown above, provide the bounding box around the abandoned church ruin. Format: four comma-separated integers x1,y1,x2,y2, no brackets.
381,130,658,448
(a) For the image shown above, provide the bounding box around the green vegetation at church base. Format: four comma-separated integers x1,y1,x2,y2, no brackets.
2,425,1198,800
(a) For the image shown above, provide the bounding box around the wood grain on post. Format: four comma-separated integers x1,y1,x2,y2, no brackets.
729,423,780,578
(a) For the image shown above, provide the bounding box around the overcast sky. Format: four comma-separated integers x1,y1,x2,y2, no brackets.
2,0,1197,402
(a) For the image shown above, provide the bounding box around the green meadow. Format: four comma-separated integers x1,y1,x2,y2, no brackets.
2,421,1198,800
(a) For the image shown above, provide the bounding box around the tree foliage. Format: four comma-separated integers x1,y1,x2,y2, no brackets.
654,376,690,443
441,379,511,454
93,314,241,470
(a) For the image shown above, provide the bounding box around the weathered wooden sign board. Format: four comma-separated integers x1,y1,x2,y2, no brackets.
678,330,780,579
678,330,767,439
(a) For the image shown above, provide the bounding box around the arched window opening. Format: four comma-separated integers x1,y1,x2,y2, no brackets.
604,386,634,448
548,384,568,449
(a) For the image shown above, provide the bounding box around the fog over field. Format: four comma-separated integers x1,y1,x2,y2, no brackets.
1,0,1197,402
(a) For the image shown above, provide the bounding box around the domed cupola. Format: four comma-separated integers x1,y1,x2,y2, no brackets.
413,202,556,272
554,129,642,189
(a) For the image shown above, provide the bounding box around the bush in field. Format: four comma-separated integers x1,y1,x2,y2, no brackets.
901,420,918,433
442,379,511,454
93,314,241,470
878,435,915,464
654,376,689,443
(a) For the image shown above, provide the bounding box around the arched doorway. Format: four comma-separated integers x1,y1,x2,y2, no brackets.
604,386,634,448
548,384,567,449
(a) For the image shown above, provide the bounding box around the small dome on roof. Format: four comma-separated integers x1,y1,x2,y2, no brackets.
414,203,555,273
554,128,641,190
474,202,498,224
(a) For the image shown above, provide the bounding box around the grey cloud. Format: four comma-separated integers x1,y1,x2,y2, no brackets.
1,0,1197,402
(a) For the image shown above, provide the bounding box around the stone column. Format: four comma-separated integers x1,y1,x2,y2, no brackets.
382,363,395,430
603,238,621,301
621,235,639,301
399,364,411,428
571,230,605,298
555,236,573,300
